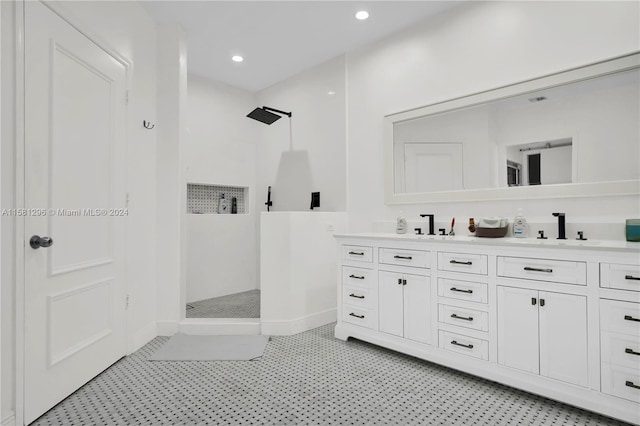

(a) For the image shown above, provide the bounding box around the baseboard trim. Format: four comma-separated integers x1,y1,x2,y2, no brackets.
127,322,157,354
1,411,16,426
261,308,336,335
156,321,179,336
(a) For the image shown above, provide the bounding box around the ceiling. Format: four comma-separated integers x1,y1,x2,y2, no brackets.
140,1,463,92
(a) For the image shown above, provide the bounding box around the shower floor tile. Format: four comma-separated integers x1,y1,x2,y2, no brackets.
186,289,260,318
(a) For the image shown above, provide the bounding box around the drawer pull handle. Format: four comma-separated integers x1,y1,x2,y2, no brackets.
349,313,365,319
625,348,640,356
451,313,473,321
625,381,640,390
394,255,413,260
624,315,640,322
451,340,474,349
348,251,364,256
450,287,473,294
524,266,553,273
450,260,472,265
349,293,365,299
625,275,640,281
349,274,365,280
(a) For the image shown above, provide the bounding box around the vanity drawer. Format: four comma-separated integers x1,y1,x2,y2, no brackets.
342,245,373,263
379,247,430,269
438,252,488,275
342,306,373,329
601,330,640,371
600,299,640,337
438,330,489,360
438,304,488,332
601,363,640,404
497,256,586,285
342,266,374,289
601,263,640,292
437,278,488,304
342,285,372,309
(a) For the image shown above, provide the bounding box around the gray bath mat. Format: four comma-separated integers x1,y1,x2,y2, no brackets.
148,334,269,361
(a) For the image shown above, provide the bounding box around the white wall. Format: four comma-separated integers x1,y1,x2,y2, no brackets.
185,75,258,303
260,212,348,335
256,55,346,213
1,1,159,421
346,1,640,233
155,24,187,334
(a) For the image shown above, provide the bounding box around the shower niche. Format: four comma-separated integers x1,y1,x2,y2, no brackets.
187,183,248,214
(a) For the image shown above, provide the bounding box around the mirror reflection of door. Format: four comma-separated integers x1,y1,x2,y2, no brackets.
507,139,572,186
404,142,464,193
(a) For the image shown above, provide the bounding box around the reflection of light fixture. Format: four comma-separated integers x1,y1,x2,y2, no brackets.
355,10,369,20
528,96,547,102
246,106,292,125
231,55,244,62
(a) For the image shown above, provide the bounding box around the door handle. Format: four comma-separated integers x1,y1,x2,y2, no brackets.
393,255,412,260
625,348,640,356
625,275,640,281
30,235,53,249
349,313,365,319
624,315,640,322
348,294,365,299
348,274,365,280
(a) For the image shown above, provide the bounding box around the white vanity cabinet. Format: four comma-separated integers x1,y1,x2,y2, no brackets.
334,234,640,425
378,270,431,344
497,286,588,387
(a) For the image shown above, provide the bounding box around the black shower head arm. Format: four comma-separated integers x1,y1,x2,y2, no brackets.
262,106,292,118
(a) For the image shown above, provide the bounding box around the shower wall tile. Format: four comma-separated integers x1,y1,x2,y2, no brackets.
187,184,247,214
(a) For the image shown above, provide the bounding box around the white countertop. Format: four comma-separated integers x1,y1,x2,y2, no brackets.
334,232,640,253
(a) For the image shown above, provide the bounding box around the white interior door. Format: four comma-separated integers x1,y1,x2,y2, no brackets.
24,2,127,423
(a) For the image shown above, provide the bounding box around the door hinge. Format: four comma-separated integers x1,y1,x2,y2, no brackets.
125,294,130,310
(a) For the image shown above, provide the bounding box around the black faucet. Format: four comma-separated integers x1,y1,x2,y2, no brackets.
552,213,566,240
420,214,435,235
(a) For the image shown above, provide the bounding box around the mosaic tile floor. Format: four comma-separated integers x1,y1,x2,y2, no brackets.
33,324,631,425
186,290,260,319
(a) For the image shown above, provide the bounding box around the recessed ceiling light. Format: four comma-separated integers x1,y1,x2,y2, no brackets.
232,55,244,63
355,11,369,20
327,91,336,95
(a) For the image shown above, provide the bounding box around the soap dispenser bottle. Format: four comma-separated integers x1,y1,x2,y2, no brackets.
218,193,228,214
396,211,407,234
513,208,527,238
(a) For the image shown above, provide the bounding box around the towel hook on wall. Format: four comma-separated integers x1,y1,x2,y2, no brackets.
143,120,155,129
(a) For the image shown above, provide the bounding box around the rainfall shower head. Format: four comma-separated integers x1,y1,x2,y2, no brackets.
247,106,292,125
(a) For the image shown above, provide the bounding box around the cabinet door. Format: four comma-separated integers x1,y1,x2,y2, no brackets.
539,291,588,387
379,271,404,338
403,274,431,344
497,286,539,374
